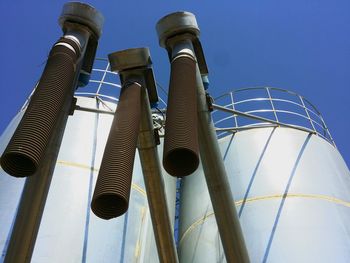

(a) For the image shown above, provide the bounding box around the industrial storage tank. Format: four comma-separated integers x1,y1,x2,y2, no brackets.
0,59,176,263
178,87,350,263
1,58,350,262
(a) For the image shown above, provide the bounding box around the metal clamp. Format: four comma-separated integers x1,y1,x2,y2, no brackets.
59,2,104,86
205,92,214,112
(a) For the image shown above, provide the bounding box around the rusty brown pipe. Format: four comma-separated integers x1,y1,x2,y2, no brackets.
0,38,80,177
163,55,199,177
91,82,142,219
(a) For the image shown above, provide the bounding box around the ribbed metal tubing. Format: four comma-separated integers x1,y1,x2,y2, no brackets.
91,82,141,219
1,40,79,177
163,56,199,177
3,39,82,263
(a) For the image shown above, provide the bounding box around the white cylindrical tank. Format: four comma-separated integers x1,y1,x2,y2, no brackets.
0,61,177,263
178,88,350,263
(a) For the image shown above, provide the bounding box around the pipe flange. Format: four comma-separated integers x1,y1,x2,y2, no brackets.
156,11,200,48
59,2,104,39
108,47,151,72
108,47,158,104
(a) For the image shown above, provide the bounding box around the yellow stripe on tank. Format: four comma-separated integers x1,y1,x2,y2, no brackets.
179,193,350,244
56,160,146,197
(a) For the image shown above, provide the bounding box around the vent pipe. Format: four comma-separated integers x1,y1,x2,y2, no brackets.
156,12,250,263
102,48,179,263
2,3,103,263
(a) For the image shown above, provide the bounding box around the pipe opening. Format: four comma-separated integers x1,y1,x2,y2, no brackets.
91,193,128,219
1,153,37,177
164,148,199,177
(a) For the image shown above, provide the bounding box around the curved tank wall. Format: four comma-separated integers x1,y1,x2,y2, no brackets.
178,127,350,263
0,96,177,263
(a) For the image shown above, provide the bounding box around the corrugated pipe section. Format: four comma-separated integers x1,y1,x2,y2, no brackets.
91,82,142,219
0,38,80,177
163,56,199,177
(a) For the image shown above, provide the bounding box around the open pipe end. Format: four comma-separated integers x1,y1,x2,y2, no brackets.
0,152,38,177
163,148,199,177
90,83,141,220
91,193,128,220
0,43,79,179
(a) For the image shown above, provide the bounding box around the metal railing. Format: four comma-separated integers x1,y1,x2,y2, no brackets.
75,58,120,104
20,61,335,147
212,87,335,147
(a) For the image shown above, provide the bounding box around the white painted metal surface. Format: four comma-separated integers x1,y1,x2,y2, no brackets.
179,127,350,262
2,57,349,263
0,59,177,262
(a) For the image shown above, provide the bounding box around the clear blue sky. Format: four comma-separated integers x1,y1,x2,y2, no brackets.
0,1,349,167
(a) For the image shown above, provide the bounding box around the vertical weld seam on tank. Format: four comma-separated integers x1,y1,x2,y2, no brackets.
163,56,199,177
0,40,80,178
91,83,142,219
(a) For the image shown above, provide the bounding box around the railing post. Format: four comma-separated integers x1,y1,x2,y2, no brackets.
299,95,317,133
230,91,239,128
266,87,279,122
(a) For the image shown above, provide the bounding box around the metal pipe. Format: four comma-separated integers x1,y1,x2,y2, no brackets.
159,23,200,178
3,99,73,263
108,47,179,263
0,38,81,177
1,2,103,178
4,33,86,263
156,12,250,263
195,65,250,263
91,82,142,219
137,86,179,263
162,48,199,177
179,38,250,263
2,3,103,262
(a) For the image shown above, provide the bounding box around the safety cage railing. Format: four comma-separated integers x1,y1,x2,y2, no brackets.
212,87,336,147
21,60,335,148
